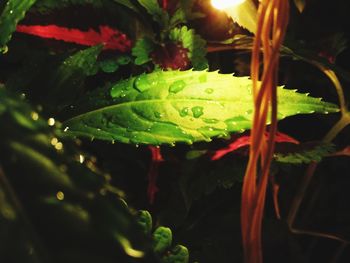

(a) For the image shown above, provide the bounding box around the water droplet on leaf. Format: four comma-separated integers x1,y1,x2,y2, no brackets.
205,88,214,94
169,80,186,94
154,112,163,119
179,107,189,117
134,74,151,92
203,118,219,124
191,106,204,118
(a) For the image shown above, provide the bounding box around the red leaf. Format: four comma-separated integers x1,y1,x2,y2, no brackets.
16,25,132,52
147,146,164,204
330,146,350,157
211,131,299,161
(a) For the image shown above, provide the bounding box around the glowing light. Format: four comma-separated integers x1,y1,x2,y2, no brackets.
79,154,85,164
31,111,39,121
47,117,55,126
56,191,64,200
50,137,58,146
54,142,63,150
211,0,246,10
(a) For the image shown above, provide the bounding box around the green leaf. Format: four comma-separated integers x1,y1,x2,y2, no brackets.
62,70,339,145
47,45,103,109
33,0,104,13
228,0,257,34
136,210,153,235
162,245,189,263
137,0,169,26
132,37,155,65
169,0,204,28
153,226,172,254
0,87,147,259
275,142,335,164
113,0,141,14
0,0,37,49
169,26,208,70
99,59,120,73
99,54,131,74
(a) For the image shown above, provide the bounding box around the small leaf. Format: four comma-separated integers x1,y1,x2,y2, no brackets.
169,26,208,70
169,1,205,28
99,59,120,73
99,55,131,73
33,0,104,13
136,210,153,235
225,0,257,34
274,142,335,164
62,70,339,145
153,226,172,254
0,0,37,49
137,0,169,26
185,149,208,160
113,0,141,14
132,37,155,65
162,245,189,263
48,45,103,109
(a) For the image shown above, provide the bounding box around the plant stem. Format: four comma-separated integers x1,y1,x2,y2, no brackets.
287,65,350,262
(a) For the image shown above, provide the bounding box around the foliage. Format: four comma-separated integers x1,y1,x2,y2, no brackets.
62,70,338,145
0,0,36,49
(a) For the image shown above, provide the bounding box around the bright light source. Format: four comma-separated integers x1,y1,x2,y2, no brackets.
211,0,246,10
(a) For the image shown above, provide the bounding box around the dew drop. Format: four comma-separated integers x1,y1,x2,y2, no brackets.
191,106,204,118
134,73,151,92
50,137,58,146
55,142,63,150
154,111,163,119
169,80,186,94
110,85,127,98
47,117,55,126
179,107,189,117
56,191,64,201
205,88,214,94
203,118,219,124
64,127,69,132
79,154,85,164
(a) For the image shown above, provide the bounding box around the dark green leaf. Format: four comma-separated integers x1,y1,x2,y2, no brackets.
47,45,103,109
0,0,37,49
137,0,169,26
162,245,189,263
153,226,172,254
33,0,104,13
169,0,204,28
132,37,155,65
113,0,141,14
62,70,339,145
169,26,208,70
136,210,153,235
0,87,147,260
99,59,120,73
275,142,335,164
